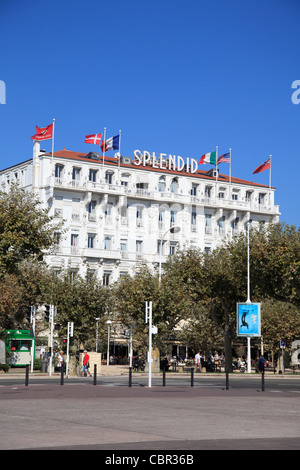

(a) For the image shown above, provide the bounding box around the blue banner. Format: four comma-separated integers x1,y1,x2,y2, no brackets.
236,303,261,337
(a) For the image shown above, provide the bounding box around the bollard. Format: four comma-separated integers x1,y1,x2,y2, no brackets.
129,366,132,387
93,364,97,385
191,367,194,387
25,364,29,386
226,371,229,390
60,366,64,385
261,370,265,392
162,367,166,387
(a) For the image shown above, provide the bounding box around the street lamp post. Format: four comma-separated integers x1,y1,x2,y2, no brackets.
106,320,112,365
159,225,181,284
95,317,100,353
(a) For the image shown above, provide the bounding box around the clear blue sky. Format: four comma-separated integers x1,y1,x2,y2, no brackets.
0,0,299,226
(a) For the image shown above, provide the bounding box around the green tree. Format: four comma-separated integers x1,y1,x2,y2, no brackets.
42,269,111,350
0,183,61,274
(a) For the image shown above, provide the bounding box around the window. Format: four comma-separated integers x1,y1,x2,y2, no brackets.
158,176,165,192
205,214,211,233
105,171,113,184
54,232,61,246
218,216,225,234
120,205,128,225
89,169,97,182
120,240,127,252
88,234,96,248
232,190,239,201
10,340,31,351
190,184,198,196
170,178,178,193
170,210,176,226
169,241,177,256
136,205,143,226
158,209,164,229
245,191,253,202
104,203,112,216
88,200,97,221
55,164,64,181
136,240,143,255
191,211,196,225
259,193,266,205
205,186,212,198
231,217,239,233
71,233,79,252
121,173,130,187
104,236,112,250
72,167,81,186
103,271,111,286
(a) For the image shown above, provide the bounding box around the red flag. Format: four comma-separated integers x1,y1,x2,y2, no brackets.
253,158,271,174
85,133,102,145
31,123,53,141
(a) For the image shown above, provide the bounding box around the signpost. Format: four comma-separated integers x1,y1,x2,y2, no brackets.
143,301,158,387
66,321,74,377
236,220,261,373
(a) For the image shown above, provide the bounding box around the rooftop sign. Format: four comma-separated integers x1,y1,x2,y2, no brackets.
133,150,198,174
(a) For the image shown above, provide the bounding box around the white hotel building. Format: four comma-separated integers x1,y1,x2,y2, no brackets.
0,142,280,283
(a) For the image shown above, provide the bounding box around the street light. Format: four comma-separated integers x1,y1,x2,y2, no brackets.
95,317,100,353
106,320,112,365
158,225,181,284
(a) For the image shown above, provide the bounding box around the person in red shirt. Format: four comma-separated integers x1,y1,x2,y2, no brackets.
81,350,92,377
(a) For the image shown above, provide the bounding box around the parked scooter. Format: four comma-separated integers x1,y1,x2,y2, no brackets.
232,358,246,373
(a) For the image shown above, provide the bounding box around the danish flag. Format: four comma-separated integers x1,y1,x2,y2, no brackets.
85,133,102,145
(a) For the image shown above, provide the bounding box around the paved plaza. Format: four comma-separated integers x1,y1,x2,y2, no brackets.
0,372,300,451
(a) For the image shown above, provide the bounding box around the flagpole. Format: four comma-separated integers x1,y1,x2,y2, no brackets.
229,148,232,185
51,118,55,175
215,146,218,182
269,154,272,204
118,129,121,173
103,127,106,171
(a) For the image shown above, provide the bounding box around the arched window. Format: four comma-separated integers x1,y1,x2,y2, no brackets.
170,177,178,193
158,176,165,192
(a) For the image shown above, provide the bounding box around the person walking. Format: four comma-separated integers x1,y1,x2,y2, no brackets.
195,351,202,371
82,350,92,377
57,351,64,371
258,355,266,373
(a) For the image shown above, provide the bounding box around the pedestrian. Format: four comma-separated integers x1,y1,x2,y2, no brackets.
258,355,265,373
57,351,64,370
82,350,92,377
195,351,202,371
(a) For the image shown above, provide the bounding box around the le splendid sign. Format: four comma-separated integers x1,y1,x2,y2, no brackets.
133,149,198,174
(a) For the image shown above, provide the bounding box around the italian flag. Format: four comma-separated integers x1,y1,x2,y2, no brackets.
199,151,217,165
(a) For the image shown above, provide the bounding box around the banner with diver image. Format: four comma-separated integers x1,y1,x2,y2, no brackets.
236,302,261,337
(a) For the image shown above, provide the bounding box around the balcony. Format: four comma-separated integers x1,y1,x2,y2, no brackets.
48,175,279,216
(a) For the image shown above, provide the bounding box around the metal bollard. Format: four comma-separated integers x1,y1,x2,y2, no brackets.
163,367,166,387
191,367,194,387
226,371,229,390
60,366,64,385
93,364,97,385
261,370,265,392
129,366,132,387
25,364,29,386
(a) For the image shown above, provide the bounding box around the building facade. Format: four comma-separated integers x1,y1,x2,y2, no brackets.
0,141,280,284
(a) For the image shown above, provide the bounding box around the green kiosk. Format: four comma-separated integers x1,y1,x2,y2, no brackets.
5,330,36,367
